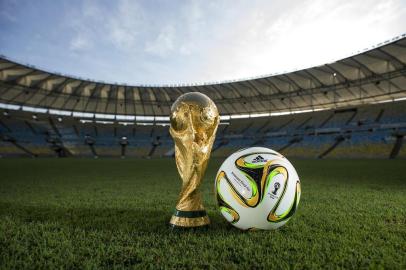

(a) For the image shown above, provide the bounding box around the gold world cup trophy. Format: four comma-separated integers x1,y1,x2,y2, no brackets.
169,92,219,229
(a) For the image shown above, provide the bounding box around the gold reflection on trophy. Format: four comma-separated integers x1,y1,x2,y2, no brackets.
169,92,219,228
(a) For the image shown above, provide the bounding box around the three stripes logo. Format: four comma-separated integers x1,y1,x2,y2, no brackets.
251,155,267,163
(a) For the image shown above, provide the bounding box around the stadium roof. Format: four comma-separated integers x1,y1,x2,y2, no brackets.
0,34,405,117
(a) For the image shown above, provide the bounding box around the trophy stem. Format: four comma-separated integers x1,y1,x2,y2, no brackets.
169,209,210,229
169,178,210,228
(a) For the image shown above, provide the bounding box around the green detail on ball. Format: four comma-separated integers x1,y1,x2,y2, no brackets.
265,169,280,192
219,206,239,223
241,171,258,197
267,181,301,223
242,162,266,169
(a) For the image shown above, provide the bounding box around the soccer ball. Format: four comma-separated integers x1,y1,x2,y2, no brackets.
215,147,301,230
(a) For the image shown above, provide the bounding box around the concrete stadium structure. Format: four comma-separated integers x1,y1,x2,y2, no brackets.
0,34,405,158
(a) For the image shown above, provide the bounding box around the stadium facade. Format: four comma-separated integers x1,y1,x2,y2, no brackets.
0,34,405,159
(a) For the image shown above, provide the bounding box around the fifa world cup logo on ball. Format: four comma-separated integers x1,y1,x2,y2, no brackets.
169,92,219,228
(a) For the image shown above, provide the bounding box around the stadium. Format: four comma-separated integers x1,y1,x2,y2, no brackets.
1,35,406,159
1,2,405,269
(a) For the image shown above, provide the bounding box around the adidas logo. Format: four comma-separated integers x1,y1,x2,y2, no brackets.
252,155,266,163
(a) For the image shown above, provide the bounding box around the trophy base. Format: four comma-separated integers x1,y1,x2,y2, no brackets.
169,210,210,229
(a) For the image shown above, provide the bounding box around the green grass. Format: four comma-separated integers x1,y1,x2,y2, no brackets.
0,158,405,269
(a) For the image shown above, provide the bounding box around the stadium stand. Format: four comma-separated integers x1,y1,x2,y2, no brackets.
0,35,405,159
0,100,405,159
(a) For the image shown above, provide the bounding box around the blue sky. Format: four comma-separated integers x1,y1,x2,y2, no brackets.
0,0,405,85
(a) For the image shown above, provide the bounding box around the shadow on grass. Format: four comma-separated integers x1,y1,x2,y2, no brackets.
0,202,243,235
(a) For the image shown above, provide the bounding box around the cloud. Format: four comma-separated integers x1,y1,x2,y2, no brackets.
106,0,145,51
69,34,92,51
0,9,17,22
2,0,404,85
195,0,406,83
145,25,175,57
0,0,18,22
65,0,102,52
65,0,145,53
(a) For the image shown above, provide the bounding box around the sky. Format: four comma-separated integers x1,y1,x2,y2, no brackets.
0,0,405,86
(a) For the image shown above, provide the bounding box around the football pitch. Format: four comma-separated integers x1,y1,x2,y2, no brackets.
0,158,405,269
